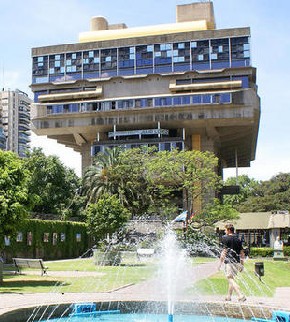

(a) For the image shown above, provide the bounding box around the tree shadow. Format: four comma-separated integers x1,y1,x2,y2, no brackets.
0,278,70,292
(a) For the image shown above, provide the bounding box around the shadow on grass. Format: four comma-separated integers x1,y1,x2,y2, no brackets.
0,278,70,293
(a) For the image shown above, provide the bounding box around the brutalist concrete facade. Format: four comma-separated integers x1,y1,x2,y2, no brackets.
30,2,260,176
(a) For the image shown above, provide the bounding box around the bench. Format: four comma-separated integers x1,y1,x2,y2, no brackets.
3,263,18,275
136,248,155,261
12,258,48,276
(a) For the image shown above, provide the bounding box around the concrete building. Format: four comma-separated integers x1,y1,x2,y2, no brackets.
0,89,31,157
30,1,260,177
0,127,6,150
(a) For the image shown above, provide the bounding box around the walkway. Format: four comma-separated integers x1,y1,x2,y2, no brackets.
0,261,290,320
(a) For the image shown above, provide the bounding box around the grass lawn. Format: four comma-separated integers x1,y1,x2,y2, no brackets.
1,257,290,296
1,258,157,293
189,258,290,297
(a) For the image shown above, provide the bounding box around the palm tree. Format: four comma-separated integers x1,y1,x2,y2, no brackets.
82,147,121,205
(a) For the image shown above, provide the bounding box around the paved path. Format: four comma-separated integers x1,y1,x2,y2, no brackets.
1,261,290,319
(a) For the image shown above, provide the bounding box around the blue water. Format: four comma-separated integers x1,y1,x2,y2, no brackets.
42,313,251,321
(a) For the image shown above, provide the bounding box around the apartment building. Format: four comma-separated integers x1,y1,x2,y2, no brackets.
0,89,31,157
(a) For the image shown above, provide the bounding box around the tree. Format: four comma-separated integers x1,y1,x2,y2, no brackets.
82,147,155,216
85,194,130,244
82,147,121,205
145,149,221,216
223,175,260,209
0,150,31,248
108,147,154,216
190,198,239,229
237,173,290,212
25,148,82,217
82,148,224,221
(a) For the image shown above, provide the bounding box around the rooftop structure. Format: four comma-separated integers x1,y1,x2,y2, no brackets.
30,1,260,177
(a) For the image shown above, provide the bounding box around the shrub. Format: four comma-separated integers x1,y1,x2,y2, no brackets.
249,247,273,257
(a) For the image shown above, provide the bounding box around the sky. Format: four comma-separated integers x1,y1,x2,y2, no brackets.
1,0,289,181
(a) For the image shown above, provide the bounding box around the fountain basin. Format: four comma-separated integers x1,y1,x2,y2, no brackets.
0,300,275,322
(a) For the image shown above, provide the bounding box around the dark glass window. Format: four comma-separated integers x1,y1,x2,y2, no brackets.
182,96,190,105
210,38,230,69
210,39,229,61
192,95,202,104
155,97,172,107
136,45,153,73
154,43,172,72
33,56,48,77
231,37,250,60
83,50,100,78
65,52,82,78
191,40,209,62
118,47,135,74
173,96,182,105
100,48,117,77
49,54,65,75
173,42,190,71
202,94,211,103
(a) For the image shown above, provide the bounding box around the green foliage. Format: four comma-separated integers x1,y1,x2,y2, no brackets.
223,175,260,209
82,148,221,219
250,246,290,257
25,148,83,217
225,173,290,213
191,198,239,229
82,147,122,205
0,150,31,247
4,219,88,260
249,247,274,257
145,149,221,216
85,194,130,244
284,246,290,256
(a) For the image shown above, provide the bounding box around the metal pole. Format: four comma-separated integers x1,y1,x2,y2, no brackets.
235,148,238,183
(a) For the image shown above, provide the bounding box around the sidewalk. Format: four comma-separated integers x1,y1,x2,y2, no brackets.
0,261,290,320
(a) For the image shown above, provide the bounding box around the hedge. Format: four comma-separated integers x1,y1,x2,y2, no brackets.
3,219,90,261
249,246,290,257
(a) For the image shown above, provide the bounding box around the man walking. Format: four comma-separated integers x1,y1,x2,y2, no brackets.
218,223,246,302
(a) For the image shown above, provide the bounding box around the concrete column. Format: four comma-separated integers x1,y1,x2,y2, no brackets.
81,143,93,176
0,261,3,284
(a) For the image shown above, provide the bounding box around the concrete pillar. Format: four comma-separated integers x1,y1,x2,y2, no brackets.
81,143,93,176
0,261,3,284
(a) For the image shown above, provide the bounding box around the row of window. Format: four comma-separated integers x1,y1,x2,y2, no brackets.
91,141,184,156
46,92,232,115
32,36,250,83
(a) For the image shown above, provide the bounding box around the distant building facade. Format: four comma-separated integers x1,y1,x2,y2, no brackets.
216,211,290,248
30,2,260,178
0,127,6,150
0,89,32,157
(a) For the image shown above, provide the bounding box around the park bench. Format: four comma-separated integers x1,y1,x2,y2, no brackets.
136,248,155,261
2,263,18,275
12,258,48,276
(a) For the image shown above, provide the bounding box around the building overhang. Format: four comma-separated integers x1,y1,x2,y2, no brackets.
38,87,103,103
169,80,242,93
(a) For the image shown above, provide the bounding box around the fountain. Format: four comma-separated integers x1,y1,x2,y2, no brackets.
0,225,289,322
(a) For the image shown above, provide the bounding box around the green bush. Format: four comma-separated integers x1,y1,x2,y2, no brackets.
283,246,290,256
249,247,273,257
